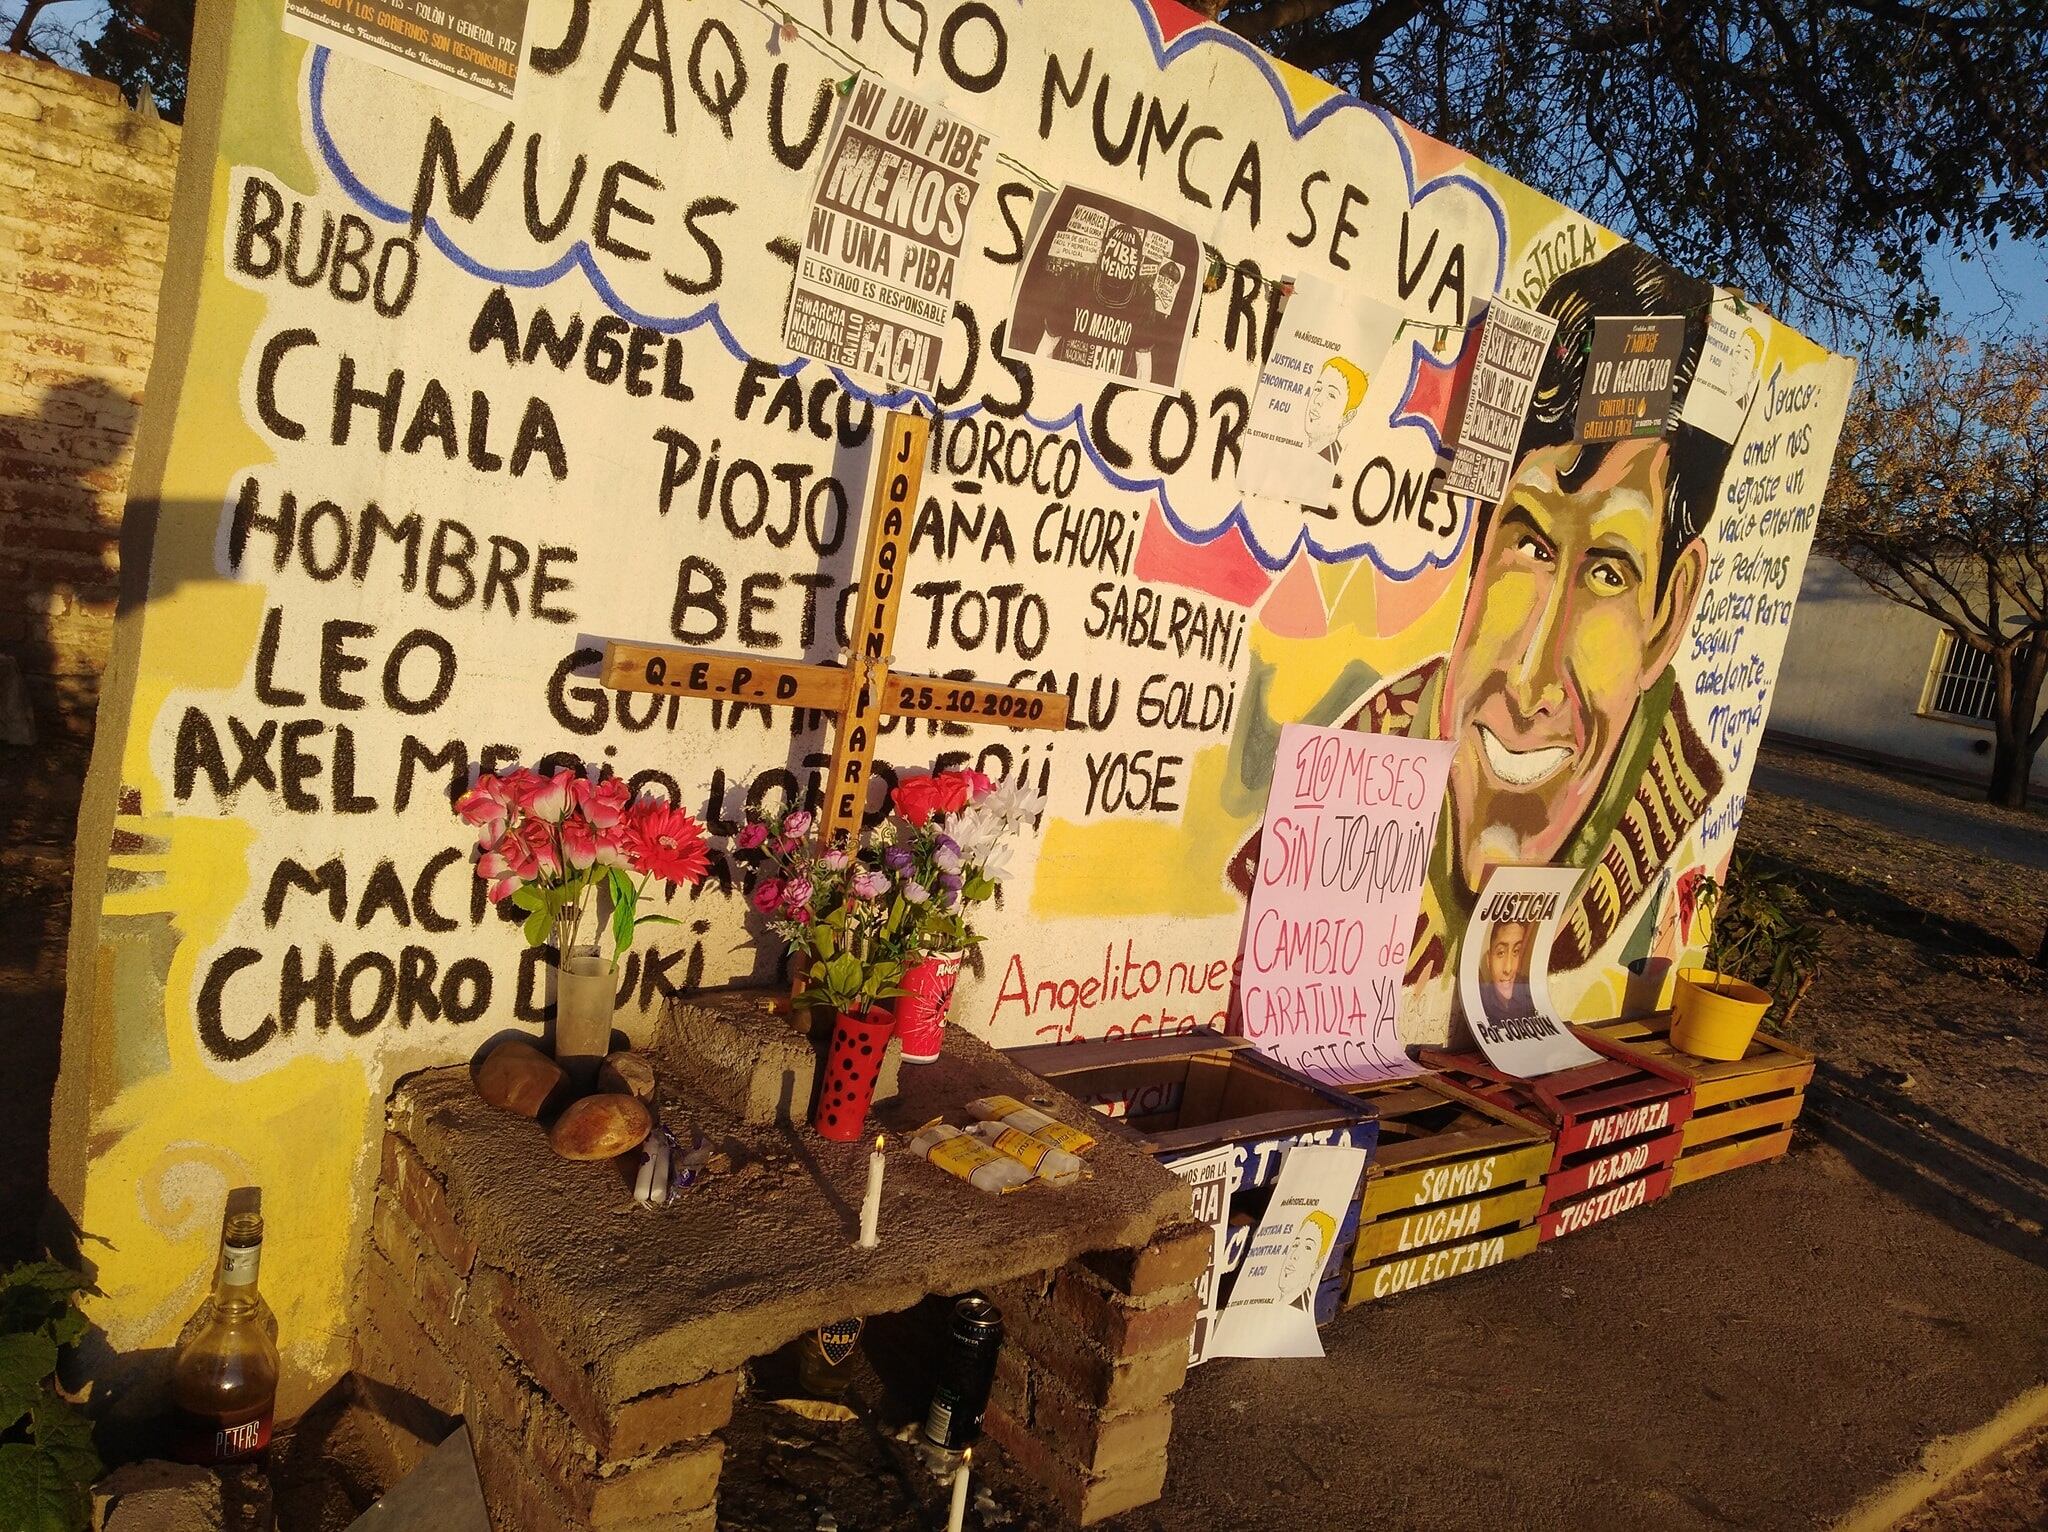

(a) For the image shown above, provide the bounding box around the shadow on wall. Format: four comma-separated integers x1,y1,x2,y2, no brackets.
0,377,137,1264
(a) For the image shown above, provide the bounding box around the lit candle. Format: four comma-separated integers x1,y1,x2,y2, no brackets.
858,1133,885,1249
945,1446,971,1532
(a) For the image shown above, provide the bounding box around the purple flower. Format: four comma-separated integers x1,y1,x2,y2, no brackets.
851,868,889,900
782,876,814,912
903,880,930,905
884,847,914,872
783,809,814,836
938,871,964,895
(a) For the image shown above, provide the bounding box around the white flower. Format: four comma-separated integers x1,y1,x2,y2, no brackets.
984,778,1046,829
950,805,1004,861
975,841,1015,883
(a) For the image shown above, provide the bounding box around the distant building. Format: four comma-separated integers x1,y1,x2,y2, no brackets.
1770,556,2048,790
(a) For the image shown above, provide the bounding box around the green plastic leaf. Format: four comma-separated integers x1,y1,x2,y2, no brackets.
510,885,545,913
0,1440,91,1532
963,877,994,902
522,906,553,946
0,1333,57,1434
611,898,634,956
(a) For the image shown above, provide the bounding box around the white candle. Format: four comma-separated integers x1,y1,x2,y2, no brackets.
945,1447,971,1532
858,1133,885,1248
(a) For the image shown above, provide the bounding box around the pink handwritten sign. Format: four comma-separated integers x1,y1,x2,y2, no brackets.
1237,724,1455,1086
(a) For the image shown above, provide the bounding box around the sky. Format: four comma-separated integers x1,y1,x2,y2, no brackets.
1920,237,2048,344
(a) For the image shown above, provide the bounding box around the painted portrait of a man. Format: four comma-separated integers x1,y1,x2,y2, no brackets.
1231,245,1734,1025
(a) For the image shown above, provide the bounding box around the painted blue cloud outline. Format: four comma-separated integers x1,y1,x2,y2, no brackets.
301,3,1508,578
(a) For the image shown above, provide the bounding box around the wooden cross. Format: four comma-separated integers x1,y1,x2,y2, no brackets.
601,410,1070,853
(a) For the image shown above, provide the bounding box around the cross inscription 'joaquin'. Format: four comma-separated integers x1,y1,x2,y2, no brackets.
601,410,1070,852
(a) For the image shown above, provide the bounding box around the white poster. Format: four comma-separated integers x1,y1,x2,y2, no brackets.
1164,1145,1234,1367
1443,299,1559,504
1457,865,1602,1076
1679,292,1775,442
782,75,993,395
1237,276,1405,509
1209,1143,1367,1359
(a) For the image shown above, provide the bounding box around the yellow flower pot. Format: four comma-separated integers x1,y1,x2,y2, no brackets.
1670,968,1772,1061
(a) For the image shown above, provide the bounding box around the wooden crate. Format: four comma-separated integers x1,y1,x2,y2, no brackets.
1342,1074,1550,1304
1009,1031,1377,1357
1418,1029,1697,1243
1589,1015,1814,1187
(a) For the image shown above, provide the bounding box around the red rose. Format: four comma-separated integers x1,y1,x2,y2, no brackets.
931,773,972,814
892,776,942,827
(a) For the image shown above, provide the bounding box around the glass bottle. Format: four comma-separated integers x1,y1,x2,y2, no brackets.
170,1207,278,1464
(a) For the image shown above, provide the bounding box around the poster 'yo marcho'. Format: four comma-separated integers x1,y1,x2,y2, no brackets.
55,0,1856,1406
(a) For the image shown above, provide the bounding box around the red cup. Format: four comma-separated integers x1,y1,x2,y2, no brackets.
813,1007,894,1142
895,950,963,1064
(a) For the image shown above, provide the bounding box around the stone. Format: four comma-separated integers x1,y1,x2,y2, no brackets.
474,1039,566,1118
93,1460,223,1532
598,1051,657,1103
549,1094,651,1160
653,991,902,1127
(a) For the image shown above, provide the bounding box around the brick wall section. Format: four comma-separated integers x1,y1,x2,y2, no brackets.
0,52,177,1261
0,51,176,833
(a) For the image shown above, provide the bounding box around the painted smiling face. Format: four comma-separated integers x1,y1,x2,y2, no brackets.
1442,436,1705,892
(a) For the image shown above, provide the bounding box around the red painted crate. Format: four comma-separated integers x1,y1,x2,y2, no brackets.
1417,1028,1697,1242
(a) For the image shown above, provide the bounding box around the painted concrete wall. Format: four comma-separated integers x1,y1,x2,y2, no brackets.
54,0,1857,1412
1771,555,2048,788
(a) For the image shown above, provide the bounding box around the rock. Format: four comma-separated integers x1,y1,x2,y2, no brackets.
93,1460,224,1532
475,1040,565,1118
597,1051,656,1103
549,1094,652,1160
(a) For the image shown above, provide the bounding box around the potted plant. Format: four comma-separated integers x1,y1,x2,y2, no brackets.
456,768,710,1085
733,806,917,1140
1671,852,1822,1059
883,769,1042,1063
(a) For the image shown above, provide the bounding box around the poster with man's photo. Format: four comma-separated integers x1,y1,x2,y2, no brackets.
1237,276,1405,510
1003,186,1200,394
1457,865,1602,1076
1679,292,1775,442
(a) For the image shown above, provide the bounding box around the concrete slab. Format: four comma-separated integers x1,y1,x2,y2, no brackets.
390,1016,1190,1406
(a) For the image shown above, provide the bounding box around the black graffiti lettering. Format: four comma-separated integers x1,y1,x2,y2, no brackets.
1288,169,1328,248
253,329,315,442
1083,749,1184,815
688,16,747,137
602,0,678,132
671,554,728,643
384,630,459,715
395,736,468,811
594,159,659,261
197,948,268,1063
522,133,587,240
264,856,345,926
939,2,1006,92
768,61,834,169
254,606,305,708
409,116,514,238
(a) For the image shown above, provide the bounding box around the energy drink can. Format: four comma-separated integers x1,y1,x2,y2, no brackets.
923,1296,1004,1449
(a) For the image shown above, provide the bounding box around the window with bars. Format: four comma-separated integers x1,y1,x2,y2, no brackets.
1922,633,1998,723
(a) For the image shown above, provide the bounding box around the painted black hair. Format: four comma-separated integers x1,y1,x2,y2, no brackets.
1501,244,1734,602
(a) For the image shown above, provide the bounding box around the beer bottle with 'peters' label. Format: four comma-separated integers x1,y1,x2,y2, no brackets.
170,1205,278,1464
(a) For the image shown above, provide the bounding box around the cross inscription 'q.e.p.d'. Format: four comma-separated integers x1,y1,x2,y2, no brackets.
600,410,1070,854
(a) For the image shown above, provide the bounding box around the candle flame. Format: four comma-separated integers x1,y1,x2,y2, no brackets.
875,1133,885,1151
963,1446,972,1465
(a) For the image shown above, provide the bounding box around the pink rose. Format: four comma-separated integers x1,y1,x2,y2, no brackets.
783,808,814,837
736,821,769,851
751,878,784,914
782,876,814,913
560,815,599,870
518,769,574,823
959,768,994,801
519,817,561,876
571,776,631,830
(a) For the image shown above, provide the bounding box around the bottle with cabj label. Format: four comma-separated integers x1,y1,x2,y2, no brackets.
171,1202,278,1464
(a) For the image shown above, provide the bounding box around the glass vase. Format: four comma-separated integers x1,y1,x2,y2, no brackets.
554,946,616,1090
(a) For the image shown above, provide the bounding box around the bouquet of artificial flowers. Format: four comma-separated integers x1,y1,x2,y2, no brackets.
456,767,710,965
882,768,1044,959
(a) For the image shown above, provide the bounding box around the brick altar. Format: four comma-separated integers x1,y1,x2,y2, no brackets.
350,993,1202,1529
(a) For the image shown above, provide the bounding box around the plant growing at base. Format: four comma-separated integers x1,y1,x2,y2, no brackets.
0,1261,99,1532
1684,851,1823,1025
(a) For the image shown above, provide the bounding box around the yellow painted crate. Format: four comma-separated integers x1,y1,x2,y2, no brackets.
1342,1074,1550,1304
1589,1015,1814,1187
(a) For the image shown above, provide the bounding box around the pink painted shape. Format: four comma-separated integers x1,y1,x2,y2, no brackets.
1133,500,1275,606
1399,121,1473,184
1144,0,1213,44
1260,552,1329,639
1374,559,1456,639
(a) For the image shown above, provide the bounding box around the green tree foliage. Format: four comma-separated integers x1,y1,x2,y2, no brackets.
1218,1,2047,335
1823,333,2048,806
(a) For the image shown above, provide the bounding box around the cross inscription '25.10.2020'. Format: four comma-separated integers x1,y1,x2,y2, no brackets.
600,410,1070,853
